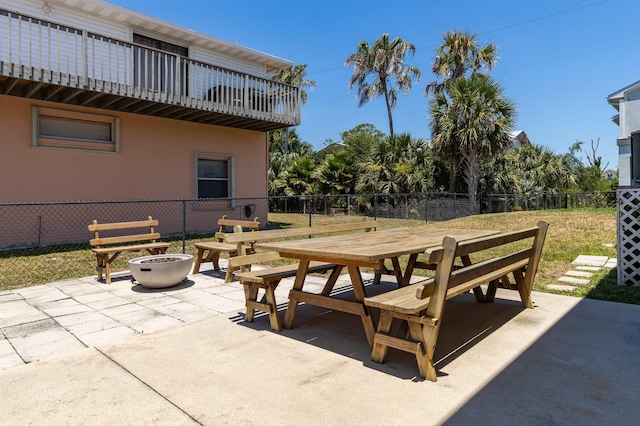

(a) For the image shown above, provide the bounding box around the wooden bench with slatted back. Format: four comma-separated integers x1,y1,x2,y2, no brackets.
192,215,260,282
364,220,549,381
88,216,170,284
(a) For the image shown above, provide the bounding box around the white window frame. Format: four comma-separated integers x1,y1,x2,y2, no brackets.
32,107,119,153
194,152,235,208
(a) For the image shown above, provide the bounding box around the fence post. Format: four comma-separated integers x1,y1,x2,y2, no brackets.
182,200,186,253
453,193,457,219
373,194,378,221
424,192,429,222
308,197,312,227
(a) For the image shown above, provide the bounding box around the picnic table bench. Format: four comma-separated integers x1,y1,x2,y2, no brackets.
192,215,260,282
88,216,170,284
364,220,549,381
227,221,378,330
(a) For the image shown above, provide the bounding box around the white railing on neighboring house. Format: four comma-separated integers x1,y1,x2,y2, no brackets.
0,8,300,126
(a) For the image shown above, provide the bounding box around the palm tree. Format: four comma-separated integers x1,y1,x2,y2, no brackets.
283,157,317,197
271,64,316,153
426,30,498,192
345,34,421,136
267,128,312,196
357,133,433,217
425,30,497,97
490,144,575,194
315,150,357,196
429,75,516,211
271,64,316,105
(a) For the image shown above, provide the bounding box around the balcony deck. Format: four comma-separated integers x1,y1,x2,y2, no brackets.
0,9,300,131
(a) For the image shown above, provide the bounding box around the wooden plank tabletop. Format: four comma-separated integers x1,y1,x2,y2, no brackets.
256,228,498,266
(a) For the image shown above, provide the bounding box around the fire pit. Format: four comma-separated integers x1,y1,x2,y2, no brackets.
128,254,193,288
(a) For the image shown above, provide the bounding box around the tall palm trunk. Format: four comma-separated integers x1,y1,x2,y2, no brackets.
448,158,458,193
383,84,394,136
463,154,481,214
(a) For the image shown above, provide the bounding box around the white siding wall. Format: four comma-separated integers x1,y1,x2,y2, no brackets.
0,1,269,80
0,0,130,40
622,99,640,137
190,46,266,76
619,153,632,186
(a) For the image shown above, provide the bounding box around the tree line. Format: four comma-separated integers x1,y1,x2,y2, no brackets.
270,30,615,206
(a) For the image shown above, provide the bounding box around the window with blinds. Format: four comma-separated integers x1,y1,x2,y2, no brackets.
32,107,119,152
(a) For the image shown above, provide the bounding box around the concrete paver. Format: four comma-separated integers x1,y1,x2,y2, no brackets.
1,258,639,425
605,258,618,268
558,276,590,285
76,325,137,347
0,262,245,370
575,266,601,271
565,270,593,278
1,288,638,425
547,283,578,292
0,337,23,370
571,255,609,267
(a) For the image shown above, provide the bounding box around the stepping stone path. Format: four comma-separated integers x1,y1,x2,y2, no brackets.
550,255,617,292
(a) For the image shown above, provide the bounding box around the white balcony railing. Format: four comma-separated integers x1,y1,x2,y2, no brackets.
0,8,300,127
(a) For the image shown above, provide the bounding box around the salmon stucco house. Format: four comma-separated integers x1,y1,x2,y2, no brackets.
0,0,299,208
0,0,301,248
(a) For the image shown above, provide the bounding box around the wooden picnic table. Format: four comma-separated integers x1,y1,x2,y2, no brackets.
255,227,498,347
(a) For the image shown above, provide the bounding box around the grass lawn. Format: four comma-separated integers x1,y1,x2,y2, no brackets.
2,207,639,305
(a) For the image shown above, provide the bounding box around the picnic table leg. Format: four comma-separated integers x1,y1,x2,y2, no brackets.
373,270,382,285
390,257,403,285
513,268,534,309
485,279,500,302
398,253,419,287
104,261,112,284
95,253,106,281
461,255,486,303
413,321,438,382
243,284,260,323
283,260,310,329
321,265,345,296
370,311,394,363
347,265,375,347
373,259,391,285
264,281,283,331
211,251,222,271
192,247,207,274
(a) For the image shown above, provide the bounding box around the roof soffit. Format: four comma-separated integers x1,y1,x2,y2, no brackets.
607,79,640,105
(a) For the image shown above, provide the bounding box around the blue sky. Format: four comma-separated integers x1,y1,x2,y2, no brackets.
111,0,640,170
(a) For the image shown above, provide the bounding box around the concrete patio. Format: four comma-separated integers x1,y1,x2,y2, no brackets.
1,262,639,425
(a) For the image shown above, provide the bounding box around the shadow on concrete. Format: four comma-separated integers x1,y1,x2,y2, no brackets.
230,280,524,381
442,296,640,425
130,279,195,293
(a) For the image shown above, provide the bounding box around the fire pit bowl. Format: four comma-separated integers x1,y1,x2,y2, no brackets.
128,254,193,288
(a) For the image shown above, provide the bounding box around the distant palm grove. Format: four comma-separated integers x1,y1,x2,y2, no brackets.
269,30,615,205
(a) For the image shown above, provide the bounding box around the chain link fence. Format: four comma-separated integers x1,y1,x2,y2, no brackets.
0,192,615,288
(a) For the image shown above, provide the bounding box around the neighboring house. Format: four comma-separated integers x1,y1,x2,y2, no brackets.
0,0,300,246
608,80,640,285
510,130,531,148
607,80,640,187
603,169,617,182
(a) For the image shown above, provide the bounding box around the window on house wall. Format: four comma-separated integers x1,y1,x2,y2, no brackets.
32,107,119,152
196,154,233,199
